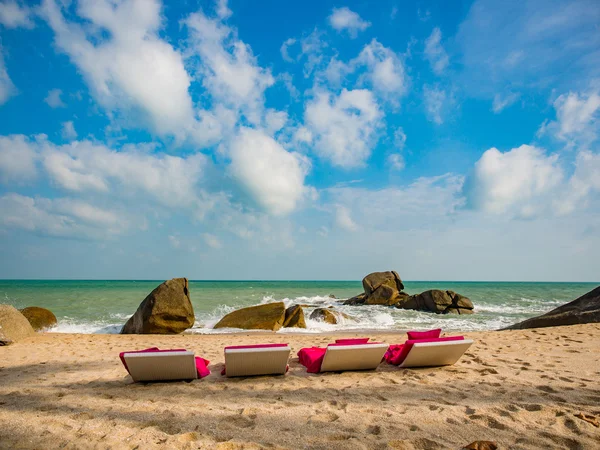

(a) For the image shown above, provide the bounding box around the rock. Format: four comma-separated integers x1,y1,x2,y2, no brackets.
19,307,57,331
504,286,600,330
214,302,286,331
310,308,338,324
462,441,498,450
121,278,195,334
362,271,404,296
283,305,306,328
0,304,35,345
396,290,474,315
328,294,336,299
343,293,367,306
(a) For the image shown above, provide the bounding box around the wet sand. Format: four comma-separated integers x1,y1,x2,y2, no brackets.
1,324,599,449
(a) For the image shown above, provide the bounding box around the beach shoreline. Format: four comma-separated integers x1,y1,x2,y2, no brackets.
1,325,599,449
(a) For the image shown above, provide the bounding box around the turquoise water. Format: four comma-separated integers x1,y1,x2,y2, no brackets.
0,280,597,334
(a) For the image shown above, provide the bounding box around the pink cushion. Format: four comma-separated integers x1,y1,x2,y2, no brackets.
334,338,370,345
224,343,289,350
119,348,210,379
297,347,327,373
384,336,465,366
407,328,442,340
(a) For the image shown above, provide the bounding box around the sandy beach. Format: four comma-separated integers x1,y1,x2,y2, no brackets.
1,325,599,449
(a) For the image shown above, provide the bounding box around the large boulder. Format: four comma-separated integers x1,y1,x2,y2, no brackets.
0,304,35,345
214,302,286,331
504,286,600,330
343,293,367,306
283,305,306,328
121,278,195,334
362,271,404,296
396,290,474,315
309,308,338,324
19,307,57,331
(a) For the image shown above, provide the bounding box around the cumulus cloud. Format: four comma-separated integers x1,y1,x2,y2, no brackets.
424,28,449,75
215,0,232,20
335,205,358,231
463,145,564,218
0,134,38,183
228,127,311,215
0,48,15,105
44,89,66,108
61,121,77,140
304,89,382,168
328,7,371,38
0,1,34,29
540,90,600,144
0,193,128,239
184,10,275,125
558,150,600,214
492,92,520,113
41,0,221,146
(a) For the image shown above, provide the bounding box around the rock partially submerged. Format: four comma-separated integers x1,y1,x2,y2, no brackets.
20,306,57,331
214,302,286,331
121,278,195,334
283,305,306,328
0,304,35,345
309,308,338,324
397,290,474,315
504,286,600,330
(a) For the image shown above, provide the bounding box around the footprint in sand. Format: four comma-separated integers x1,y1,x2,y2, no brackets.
308,411,339,423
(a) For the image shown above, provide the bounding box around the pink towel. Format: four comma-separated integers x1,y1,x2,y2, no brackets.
297,347,327,373
119,348,211,379
384,336,464,366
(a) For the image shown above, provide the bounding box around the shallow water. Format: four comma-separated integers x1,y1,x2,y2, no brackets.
0,280,596,334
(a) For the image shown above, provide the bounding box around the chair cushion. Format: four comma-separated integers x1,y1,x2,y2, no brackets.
334,338,370,345
119,348,210,379
224,343,289,350
297,347,327,373
385,336,465,366
406,329,442,340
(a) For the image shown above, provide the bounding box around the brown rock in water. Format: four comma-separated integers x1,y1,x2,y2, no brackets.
365,285,400,306
396,290,474,315
121,278,195,334
462,441,498,450
19,307,57,331
504,286,600,330
283,305,306,328
0,304,35,345
310,308,338,324
362,271,404,296
343,293,367,305
214,302,286,331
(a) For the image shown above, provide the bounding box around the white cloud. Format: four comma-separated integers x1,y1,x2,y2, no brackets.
328,7,371,38
0,135,38,183
299,29,328,78
424,27,449,75
393,127,407,150
184,10,275,125
280,38,296,63
492,92,520,113
544,90,600,144
0,193,128,239
423,84,447,124
203,232,222,249
0,1,34,29
215,0,232,20
335,205,358,231
265,109,288,134
0,48,15,105
168,234,181,249
44,89,66,108
228,127,311,215
304,89,382,168
558,150,600,214
388,153,405,171
41,0,221,146
61,121,77,140
464,145,564,217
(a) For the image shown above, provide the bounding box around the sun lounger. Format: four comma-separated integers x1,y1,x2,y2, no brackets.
119,347,210,382
223,343,291,377
385,336,473,368
298,341,388,373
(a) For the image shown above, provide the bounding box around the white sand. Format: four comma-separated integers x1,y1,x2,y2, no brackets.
1,325,599,449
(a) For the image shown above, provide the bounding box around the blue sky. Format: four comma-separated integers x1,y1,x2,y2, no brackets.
0,0,599,281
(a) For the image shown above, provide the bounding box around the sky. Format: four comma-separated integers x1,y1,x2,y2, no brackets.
0,0,599,281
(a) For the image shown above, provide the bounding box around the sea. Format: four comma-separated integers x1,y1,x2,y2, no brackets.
1,280,597,334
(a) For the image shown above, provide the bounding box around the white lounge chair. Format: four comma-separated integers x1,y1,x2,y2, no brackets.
319,343,389,372
223,344,291,377
398,339,474,368
122,350,199,382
